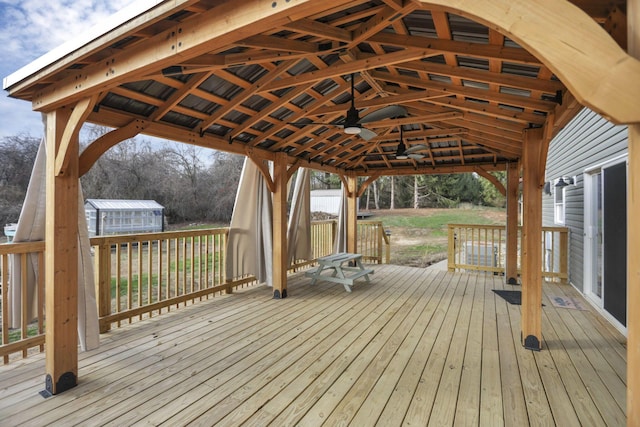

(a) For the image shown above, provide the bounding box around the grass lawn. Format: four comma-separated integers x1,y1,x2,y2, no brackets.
371,207,506,267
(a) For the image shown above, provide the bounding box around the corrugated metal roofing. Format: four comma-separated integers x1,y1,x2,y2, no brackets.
84,199,164,211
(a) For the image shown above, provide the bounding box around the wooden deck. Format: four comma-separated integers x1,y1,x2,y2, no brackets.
0,265,627,426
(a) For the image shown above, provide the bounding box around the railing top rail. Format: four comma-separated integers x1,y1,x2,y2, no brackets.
89,227,229,245
447,223,505,230
358,220,384,225
539,226,570,232
0,240,46,255
447,224,569,233
311,220,336,226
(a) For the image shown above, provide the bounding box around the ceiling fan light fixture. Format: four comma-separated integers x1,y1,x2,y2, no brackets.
396,139,408,159
344,125,362,134
344,104,361,134
396,127,409,159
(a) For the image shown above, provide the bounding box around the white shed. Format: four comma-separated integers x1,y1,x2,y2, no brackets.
310,189,343,216
84,199,165,237
310,189,370,217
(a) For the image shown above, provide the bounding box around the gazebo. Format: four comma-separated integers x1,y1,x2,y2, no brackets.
3,0,639,424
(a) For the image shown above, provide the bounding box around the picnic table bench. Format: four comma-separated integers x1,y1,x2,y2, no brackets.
305,252,374,292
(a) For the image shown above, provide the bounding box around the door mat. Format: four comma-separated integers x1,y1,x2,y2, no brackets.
492,290,545,306
548,296,588,310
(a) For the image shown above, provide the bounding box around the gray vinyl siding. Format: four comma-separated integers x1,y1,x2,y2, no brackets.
543,108,628,292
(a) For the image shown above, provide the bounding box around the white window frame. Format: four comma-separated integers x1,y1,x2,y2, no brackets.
553,181,566,225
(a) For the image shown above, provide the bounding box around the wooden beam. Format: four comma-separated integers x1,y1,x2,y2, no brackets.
230,81,318,141
258,48,437,93
238,34,322,53
357,174,382,198
272,152,289,299
372,127,467,141
627,0,639,424
309,90,449,116
79,119,147,176
55,95,97,176
505,161,520,284
364,111,463,128
569,0,627,21
395,58,564,94
368,32,542,65
287,160,302,182
246,151,276,193
382,86,545,126
354,162,506,177
284,18,352,42
370,71,558,112
338,174,350,196
416,0,640,124
520,128,544,350
350,4,417,46
45,107,79,395
474,166,506,196
149,72,214,121
199,59,298,132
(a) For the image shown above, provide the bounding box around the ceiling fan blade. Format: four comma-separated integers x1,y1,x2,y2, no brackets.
408,153,425,160
358,128,377,141
404,144,428,154
359,105,408,124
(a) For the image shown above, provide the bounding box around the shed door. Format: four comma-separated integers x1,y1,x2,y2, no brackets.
602,162,627,326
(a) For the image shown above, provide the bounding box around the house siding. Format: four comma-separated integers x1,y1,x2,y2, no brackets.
543,108,628,293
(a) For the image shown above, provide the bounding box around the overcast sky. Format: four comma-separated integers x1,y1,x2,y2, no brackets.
0,0,137,139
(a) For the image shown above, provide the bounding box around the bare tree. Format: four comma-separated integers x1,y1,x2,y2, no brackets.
0,135,40,230
414,175,419,209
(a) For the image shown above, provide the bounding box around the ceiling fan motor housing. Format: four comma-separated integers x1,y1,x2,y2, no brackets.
344,106,361,134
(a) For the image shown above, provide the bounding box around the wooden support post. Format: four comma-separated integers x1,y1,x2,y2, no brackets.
627,0,639,423
521,128,544,351
346,173,358,254
45,108,79,394
506,161,520,284
272,152,288,299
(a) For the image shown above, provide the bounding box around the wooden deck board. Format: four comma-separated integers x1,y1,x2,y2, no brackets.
0,266,628,426
478,275,504,427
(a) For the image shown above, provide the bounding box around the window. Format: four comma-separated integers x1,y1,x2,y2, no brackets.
554,181,565,225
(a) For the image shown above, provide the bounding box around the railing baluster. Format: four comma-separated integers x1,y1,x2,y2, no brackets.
158,239,163,314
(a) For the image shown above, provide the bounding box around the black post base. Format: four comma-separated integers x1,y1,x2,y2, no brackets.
523,334,541,351
273,289,288,299
42,372,77,397
507,277,519,285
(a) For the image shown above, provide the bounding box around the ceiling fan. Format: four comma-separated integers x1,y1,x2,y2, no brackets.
289,73,407,141
395,127,427,160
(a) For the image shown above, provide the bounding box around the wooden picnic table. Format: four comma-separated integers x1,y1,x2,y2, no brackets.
305,252,374,292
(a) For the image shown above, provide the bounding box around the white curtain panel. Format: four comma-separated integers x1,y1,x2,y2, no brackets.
333,183,348,254
10,138,99,351
226,158,273,286
287,168,311,266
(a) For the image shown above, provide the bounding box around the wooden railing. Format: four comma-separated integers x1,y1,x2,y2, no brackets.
447,224,569,282
358,221,391,264
0,219,389,364
0,241,46,364
91,228,235,333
